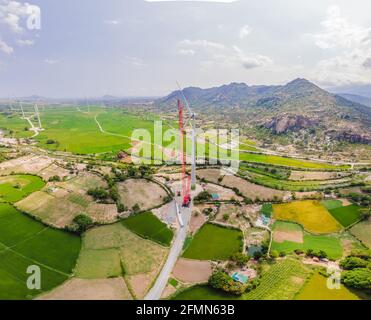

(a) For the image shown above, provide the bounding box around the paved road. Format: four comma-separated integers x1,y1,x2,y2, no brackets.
145,200,192,300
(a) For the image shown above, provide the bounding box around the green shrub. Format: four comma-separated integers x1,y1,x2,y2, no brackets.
73,214,93,233
342,268,371,290
340,257,368,270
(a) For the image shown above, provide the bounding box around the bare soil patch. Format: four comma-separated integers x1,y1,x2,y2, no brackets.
127,270,157,299
38,163,71,181
196,169,224,184
339,198,352,206
152,202,177,227
222,175,287,201
289,171,348,181
0,155,53,175
295,191,322,200
161,284,176,299
118,179,167,211
37,278,132,300
173,258,212,283
189,212,207,234
204,183,242,201
273,231,303,243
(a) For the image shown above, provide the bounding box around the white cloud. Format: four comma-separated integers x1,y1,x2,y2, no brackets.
311,6,371,86
16,39,34,46
0,39,13,54
313,6,371,50
123,56,146,67
178,48,195,56
178,38,272,70
0,0,39,33
363,57,371,69
239,25,252,39
45,59,59,65
178,39,226,51
104,19,121,25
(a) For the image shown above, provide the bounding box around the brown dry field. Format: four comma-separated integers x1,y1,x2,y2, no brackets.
76,223,168,299
161,284,177,299
189,211,207,234
15,173,117,227
339,198,352,206
273,230,303,243
127,270,158,299
222,175,287,201
38,163,71,181
37,278,132,300
118,179,167,211
0,155,53,175
289,171,349,181
196,168,224,184
204,183,242,201
339,187,364,195
294,191,322,200
172,258,212,283
55,173,107,193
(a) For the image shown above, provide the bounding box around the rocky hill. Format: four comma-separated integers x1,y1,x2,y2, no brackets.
156,79,371,144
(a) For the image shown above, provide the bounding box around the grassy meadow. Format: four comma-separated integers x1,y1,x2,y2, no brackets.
0,175,45,203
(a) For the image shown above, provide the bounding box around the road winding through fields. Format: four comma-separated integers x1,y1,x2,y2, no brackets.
145,200,192,300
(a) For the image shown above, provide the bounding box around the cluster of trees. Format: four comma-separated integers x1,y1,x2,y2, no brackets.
334,190,371,208
340,250,371,290
69,214,94,234
48,175,61,182
230,252,250,267
194,191,212,202
87,187,110,201
208,271,246,295
305,249,328,259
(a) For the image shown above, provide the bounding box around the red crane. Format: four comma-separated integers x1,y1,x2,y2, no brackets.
178,99,191,207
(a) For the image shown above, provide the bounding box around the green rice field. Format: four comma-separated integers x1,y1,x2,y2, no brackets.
172,285,237,300
182,223,243,260
328,205,362,228
0,203,81,299
0,107,352,170
0,175,45,203
271,221,343,259
239,152,349,170
121,211,174,246
296,272,361,300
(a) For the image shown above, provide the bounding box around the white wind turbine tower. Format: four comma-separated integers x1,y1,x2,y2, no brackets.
177,82,197,189
34,103,43,130
19,101,25,118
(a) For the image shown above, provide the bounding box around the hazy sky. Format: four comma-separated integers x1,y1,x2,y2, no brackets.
0,0,370,97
